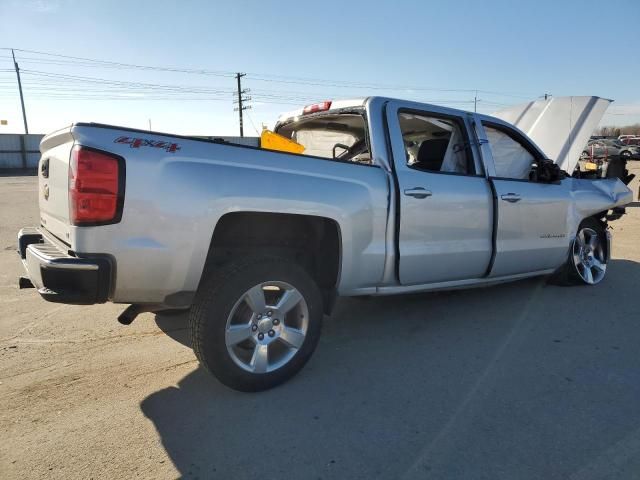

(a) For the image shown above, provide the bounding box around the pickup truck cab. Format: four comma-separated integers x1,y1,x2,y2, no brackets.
18,96,632,391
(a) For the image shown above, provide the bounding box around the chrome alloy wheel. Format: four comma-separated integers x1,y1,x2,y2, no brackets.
572,227,606,284
224,281,309,373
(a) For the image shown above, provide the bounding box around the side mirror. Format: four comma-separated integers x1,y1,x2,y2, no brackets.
536,159,567,183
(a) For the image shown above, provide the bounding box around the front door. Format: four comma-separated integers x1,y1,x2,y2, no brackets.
478,121,572,277
386,102,493,285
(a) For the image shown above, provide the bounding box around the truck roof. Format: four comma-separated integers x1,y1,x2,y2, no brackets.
276,96,494,125
276,95,611,175
277,98,368,124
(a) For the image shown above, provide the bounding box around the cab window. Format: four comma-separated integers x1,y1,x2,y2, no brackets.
398,112,474,175
483,124,537,180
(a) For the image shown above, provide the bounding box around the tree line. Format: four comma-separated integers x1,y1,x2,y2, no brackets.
597,124,640,137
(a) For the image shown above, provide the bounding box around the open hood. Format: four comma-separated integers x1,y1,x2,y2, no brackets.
493,96,612,174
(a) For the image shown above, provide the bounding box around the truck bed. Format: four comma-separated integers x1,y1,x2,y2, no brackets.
34,122,390,306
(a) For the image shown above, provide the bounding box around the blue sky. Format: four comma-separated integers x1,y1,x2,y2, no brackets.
0,0,638,135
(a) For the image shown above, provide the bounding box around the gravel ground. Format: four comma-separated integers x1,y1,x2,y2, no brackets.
1,166,639,480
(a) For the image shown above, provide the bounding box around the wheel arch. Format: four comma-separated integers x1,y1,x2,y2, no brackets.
199,211,343,314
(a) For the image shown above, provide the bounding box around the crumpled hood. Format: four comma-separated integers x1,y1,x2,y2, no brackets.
493,96,611,174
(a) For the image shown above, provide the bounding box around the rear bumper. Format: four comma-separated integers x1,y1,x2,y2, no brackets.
17,227,113,304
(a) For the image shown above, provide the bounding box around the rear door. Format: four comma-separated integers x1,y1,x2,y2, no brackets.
386,101,493,285
477,120,571,277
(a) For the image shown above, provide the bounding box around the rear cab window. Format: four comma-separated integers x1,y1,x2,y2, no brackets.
275,113,371,164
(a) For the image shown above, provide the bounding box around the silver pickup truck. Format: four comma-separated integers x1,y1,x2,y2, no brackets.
18,96,633,391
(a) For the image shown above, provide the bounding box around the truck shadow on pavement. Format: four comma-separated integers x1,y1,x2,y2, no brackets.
142,259,640,480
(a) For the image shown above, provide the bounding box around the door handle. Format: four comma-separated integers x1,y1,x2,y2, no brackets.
500,193,521,203
404,187,432,199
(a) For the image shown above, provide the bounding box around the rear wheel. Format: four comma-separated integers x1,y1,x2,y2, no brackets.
550,218,607,286
189,256,323,391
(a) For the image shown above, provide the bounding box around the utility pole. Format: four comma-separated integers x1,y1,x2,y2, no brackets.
11,49,28,134
235,72,245,137
233,72,251,137
474,90,478,113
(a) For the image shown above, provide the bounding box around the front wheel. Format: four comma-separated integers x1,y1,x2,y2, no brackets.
550,218,607,286
189,256,323,392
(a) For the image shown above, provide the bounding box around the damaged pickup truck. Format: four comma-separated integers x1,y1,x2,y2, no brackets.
18,96,633,391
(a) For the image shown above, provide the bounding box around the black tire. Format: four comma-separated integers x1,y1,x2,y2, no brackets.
189,255,323,392
549,217,607,286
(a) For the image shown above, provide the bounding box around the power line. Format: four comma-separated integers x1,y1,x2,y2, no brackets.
1,47,537,99
19,69,236,93
2,47,237,77
14,70,334,102
1,47,559,127
8,82,477,105
244,110,261,135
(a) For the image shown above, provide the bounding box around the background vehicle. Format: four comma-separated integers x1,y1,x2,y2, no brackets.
18,96,632,391
620,137,640,146
581,139,640,160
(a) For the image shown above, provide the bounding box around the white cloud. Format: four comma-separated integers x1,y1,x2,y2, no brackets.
23,0,61,13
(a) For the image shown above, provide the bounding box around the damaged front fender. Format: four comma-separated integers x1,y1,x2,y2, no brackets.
567,177,633,233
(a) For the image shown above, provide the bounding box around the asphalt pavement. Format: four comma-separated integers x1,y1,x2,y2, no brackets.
1,168,639,479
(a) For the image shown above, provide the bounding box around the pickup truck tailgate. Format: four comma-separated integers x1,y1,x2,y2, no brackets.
38,127,74,243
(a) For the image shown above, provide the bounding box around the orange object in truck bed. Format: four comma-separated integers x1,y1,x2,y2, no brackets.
260,129,305,154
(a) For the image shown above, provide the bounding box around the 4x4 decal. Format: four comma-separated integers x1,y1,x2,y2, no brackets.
114,136,181,153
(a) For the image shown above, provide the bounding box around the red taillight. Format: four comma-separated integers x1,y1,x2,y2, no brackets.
69,146,123,225
302,101,332,114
